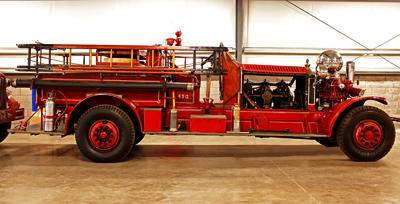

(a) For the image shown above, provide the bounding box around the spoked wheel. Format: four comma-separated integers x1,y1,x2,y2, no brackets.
88,119,121,151
76,105,135,162
337,106,395,161
0,122,11,143
353,120,383,151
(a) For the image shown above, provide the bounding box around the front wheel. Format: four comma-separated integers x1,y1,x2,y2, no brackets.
337,106,395,162
75,105,135,162
0,122,11,143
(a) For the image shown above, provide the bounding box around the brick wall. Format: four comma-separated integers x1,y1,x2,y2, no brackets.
356,75,400,119
9,86,32,117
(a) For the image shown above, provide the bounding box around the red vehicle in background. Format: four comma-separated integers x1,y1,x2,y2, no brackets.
0,74,24,143
1,33,396,162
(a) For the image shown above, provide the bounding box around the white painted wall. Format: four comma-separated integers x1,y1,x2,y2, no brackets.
246,0,400,72
0,0,235,46
0,0,235,67
1,0,400,72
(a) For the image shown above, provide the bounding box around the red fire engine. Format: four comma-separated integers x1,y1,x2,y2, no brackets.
1,33,396,162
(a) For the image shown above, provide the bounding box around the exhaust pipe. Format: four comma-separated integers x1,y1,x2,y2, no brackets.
346,61,355,82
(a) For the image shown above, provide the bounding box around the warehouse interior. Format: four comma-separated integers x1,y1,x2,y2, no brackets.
1,0,400,203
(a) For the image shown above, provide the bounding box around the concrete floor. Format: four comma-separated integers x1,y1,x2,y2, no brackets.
1,134,400,204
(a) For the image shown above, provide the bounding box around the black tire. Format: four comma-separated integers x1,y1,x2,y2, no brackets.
134,132,145,145
337,106,395,162
316,138,338,147
75,105,135,162
0,122,11,143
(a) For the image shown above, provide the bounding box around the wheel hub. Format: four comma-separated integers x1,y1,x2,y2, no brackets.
353,120,383,151
89,120,120,151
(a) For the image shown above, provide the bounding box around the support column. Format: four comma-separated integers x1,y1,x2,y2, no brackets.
235,0,248,63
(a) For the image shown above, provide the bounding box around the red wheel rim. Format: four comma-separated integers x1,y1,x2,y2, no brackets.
89,120,120,151
353,120,383,151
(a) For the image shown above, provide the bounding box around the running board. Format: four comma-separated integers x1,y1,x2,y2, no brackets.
250,131,327,139
8,123,64,136
8,128,64,136
146,131,327,139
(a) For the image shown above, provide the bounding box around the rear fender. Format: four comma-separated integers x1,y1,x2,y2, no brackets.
64,93,142,136
324,96,387,137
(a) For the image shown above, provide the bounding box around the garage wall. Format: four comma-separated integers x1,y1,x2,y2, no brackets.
0,0,235,68
245,1,400,72
247,1,400,49
8,86,31,117
358,75,400,118
0,0,235,46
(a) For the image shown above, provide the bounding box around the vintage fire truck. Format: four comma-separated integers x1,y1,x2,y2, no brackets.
0,33,396,162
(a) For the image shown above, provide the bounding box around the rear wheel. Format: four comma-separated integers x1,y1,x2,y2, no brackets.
0,122,11,143
337,106,395,161
75,105,135,162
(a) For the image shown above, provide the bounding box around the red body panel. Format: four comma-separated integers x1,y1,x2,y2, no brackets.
240,109,323,133
189,115,227,133
143,108,162,132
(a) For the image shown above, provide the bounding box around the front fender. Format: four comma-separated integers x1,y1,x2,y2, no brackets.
64,93,142,136
323,96,387,137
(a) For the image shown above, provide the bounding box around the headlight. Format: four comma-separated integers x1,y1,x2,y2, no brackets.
317,50,343,74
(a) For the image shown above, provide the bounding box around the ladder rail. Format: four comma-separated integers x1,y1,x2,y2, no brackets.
16,43,230,75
